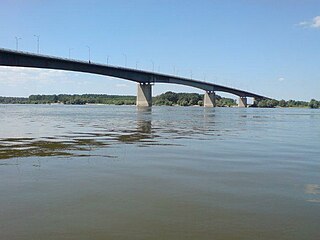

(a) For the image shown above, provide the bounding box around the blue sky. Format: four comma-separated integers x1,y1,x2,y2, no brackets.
0,0,319,100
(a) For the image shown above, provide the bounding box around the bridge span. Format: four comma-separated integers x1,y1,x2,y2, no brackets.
0,48,269,107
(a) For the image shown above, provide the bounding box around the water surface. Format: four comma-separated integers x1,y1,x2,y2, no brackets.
0,105,319,240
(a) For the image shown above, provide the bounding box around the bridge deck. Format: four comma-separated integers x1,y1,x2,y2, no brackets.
0,48,269,99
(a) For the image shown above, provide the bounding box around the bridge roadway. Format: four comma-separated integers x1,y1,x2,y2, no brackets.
0,48,269,107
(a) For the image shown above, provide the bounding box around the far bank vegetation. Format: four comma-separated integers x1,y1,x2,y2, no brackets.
0,92,319,108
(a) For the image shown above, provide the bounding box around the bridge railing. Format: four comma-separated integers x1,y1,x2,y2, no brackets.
0,48,269,99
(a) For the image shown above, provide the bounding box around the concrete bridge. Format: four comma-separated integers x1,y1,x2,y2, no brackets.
0,48,269,107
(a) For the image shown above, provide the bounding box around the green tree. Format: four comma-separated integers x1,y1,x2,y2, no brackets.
279,99,287,107
309,99,320,109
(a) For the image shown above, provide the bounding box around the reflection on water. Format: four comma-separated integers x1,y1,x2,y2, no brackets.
0,105,320,240
305,184,320,194
117,107,153,143
305,184,320,203
0,107,155,159
0,106,229,159
0,138,110,159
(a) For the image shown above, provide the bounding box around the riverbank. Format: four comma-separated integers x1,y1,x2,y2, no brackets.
1,92,319,108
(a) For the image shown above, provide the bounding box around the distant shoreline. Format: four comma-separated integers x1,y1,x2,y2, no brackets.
0,102,316,110
0,93,319,108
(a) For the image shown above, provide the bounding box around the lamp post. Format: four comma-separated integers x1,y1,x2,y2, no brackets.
34,35,40,54
106,56,109,65
151,60,154,72
123,54,127,67
86,45,91,62
15,36,21,51
69,48,73,59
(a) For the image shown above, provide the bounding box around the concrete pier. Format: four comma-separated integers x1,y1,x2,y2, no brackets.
204,91,216,107
238,97,247,108
136,83,152,107
0,49,270,105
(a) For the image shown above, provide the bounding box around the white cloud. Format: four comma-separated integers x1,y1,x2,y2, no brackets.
298,16,320,29
0,66,135,96
0,66,69,86
298,21,309,27
311,16,320,28
278,77,285,82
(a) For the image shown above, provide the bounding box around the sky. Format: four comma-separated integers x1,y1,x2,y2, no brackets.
0,0,319,100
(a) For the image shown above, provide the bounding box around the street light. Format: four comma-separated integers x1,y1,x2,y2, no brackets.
106,56,109,65
151,60,154,72
86,45,91,62
15,36,21,51
136,61,139,69
69,48,73,59
34,35,40,54
123,54,127,67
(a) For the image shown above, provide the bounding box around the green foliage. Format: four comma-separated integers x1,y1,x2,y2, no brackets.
254,98,319,108
278,99,287,107
256,99,279,108
153,91,202,106
0,92,237,107
0,94,136,105
216,97,236,107
286,100,308,108
1,93,319,109
0,97,28,104
153,91,236,107
309,99,320,109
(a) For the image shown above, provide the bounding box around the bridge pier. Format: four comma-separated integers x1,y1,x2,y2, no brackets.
0,49,269,105
204,91,216,107
136,83,152,107
238,97,247,108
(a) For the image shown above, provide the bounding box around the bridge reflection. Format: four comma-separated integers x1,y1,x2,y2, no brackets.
116,107,153,143
0,106,253,160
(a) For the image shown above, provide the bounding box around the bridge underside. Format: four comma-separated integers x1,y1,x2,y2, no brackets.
0,48,268,108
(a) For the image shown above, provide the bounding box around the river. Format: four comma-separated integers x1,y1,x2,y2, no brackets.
0,104,319,240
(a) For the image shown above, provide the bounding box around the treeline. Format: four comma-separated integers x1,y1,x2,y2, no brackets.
1,94,319,108
254,99,320,109
0,96,28,104
153,91,236,107
28,94,136,105
0,92,236,107
0,94,136,105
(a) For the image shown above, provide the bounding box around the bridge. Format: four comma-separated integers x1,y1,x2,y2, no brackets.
0,48,269,107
